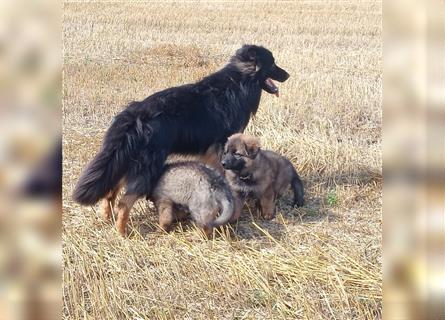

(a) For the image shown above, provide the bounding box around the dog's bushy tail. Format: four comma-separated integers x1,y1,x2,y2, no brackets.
72,102,151,205
291,174,304,207
212,193,235,227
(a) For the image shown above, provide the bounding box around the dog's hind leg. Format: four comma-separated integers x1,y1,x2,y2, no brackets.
100,179,125,220
101,197,113,221
194,207,219,238
115,193,138,236
101,186,120,221
157,200,175,232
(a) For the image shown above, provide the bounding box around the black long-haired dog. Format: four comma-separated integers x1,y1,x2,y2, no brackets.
72,44,289,235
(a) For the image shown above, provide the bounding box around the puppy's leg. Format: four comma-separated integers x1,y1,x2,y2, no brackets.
202,225,213,238
259,189,276,220
229,195,244,223
193,207,217,238
101,186,121,221
158,200,175,232
115,193,138,236
174,208,189,222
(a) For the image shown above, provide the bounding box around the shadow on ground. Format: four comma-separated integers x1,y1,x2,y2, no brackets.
124,167,381,240
129,195,329,241
307,167,382,188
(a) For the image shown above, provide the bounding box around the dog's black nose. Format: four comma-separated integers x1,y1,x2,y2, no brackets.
221,160,228,168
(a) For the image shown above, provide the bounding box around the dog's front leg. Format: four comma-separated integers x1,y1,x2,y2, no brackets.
258,189,276,220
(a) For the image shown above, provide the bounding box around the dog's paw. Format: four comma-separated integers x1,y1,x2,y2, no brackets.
293,198,304,208
116,225,127,237
261,212,275,220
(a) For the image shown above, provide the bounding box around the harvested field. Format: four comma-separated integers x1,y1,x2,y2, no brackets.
63,2,382,319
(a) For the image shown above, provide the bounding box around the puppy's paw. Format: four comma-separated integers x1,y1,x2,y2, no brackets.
293,198,304,208
261,212,275,220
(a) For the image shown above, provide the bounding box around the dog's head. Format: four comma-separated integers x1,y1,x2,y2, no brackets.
221,133,261,172
232,44,290,97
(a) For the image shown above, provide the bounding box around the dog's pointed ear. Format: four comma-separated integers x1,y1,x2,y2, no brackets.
244,136,261,159
245,46,263,72
249,146,260,159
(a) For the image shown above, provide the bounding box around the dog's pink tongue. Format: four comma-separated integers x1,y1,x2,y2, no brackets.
265,78,279,97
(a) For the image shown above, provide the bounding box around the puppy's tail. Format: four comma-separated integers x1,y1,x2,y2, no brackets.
291,174,304,207
212,193,235,227
72,102,151,205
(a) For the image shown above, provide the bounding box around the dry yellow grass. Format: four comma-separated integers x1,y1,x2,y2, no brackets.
63,2,382,319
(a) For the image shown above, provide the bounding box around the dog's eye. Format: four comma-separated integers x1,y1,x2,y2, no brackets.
234,153,243,158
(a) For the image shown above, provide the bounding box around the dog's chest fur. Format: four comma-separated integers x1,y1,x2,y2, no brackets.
227,173,257,198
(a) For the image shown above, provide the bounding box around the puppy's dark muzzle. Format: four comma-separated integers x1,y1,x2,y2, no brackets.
221,157,244,171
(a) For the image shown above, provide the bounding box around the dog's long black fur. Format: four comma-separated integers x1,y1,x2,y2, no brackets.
73,45,289,204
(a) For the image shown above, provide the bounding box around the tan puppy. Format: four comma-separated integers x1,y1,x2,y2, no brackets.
222,133,304,219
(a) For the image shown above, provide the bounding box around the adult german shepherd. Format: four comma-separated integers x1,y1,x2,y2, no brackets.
72,44,289,235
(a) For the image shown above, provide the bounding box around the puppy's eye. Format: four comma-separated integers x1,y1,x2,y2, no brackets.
234,153,243,158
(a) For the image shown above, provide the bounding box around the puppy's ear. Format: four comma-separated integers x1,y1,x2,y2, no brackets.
249,146,260,159
244,137,261,159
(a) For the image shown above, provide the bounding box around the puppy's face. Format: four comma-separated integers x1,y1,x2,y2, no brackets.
221,134,260,172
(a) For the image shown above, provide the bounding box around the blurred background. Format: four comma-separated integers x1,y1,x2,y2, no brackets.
384,0,445,319
0,0,60,319
0,0,443,319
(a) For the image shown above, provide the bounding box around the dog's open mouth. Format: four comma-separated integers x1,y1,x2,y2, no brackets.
263,78,279,97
